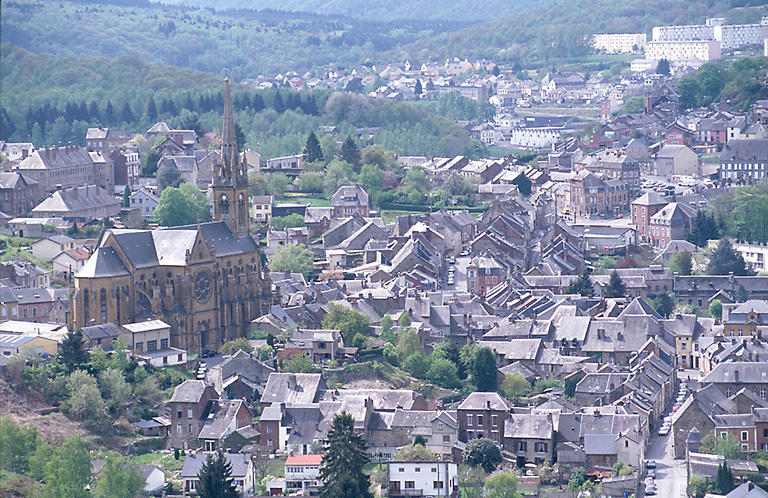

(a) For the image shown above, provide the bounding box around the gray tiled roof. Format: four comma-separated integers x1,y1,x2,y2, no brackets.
170,380,210,404
180,452,251,479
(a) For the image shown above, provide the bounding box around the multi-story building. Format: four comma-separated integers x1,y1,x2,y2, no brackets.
645,40,722,62
16,145,107,194
699,362,768,399
284,454,322,495
466,253,505,296
722,300,768,339
648,202,695,249
263,154,304,175
252,195,273,224
129,187,159,219
331,185,369,218
713,414,757,452
655,144,699,179
631,191,668,242
85,128,133,157
510,126,563,148
569,170,630,218
31,185,121,220
592,33,647,53
652,19,720,43
582,149,641,198
387,461,458,498
0,172,40,217
109,145,141,189
733,241,768,272
457,392,510,444
168,380,219,449
719,139,768,182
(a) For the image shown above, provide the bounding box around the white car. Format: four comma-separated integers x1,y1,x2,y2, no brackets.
658,426,670,436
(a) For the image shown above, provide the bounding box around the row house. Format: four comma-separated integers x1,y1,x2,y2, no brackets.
648,202,695,249
568,171,630,218
457,392,510,444
0,172,40,217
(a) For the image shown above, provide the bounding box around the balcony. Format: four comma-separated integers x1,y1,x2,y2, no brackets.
389,487,424,496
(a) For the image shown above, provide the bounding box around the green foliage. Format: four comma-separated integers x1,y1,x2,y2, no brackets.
623,96,645,114
98,367,131,413
395,444,438,462
66,369,107,426
677,58,768,110
58,329,88,372
282,353,315,373
500,373,532,398
91,454,146,498
510,173,532,196
40,437,91,498
565,271,595,297
458,464,485,498
430,91,495,122
594,255,616,274
270,244,315,278
295,171,325,194
483,472,522,498
323,161,355,198
463,438,502,473
700,432,744,459
707,239,752,276
340,136,361,169
668,251,693,276
710,299,723,320
304,131,324,163
689,474,712,498
426,357,460,388
319,412,373,498
219,337,253,355
322,303,371,346
249,171,269,196
654,292,675,318
604,270,626,298
380,315,396,344
395,328,422,364
197,451,239,498
714,462,735,495
656,59,670,76
688,211,720,248
398,311,413,328
413,435,426,446
268,173,291,198
472,347,498,392
403,352,430,379
122,185,131,208
613,461,633,476
533,378,564,393
271,213,306,231
157,162,182,191
0,416,38,475
154,182,211,226
358,164,383,206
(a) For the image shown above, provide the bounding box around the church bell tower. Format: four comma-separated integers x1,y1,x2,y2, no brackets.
211,78,250,237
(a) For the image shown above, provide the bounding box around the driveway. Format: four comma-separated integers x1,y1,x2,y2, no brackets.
645,432,688,497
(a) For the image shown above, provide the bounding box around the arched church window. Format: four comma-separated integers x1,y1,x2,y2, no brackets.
100,288,107,322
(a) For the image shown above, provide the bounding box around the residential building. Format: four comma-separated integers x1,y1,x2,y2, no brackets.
263,154,304,175
713,414,757,452
129,187,159,219
284,454,322,494
568,170,630,218
503,413,555,467
31,235,77,260
655,144,699,178
331,185,369,218
457,392,510,444
80,323,121,350
168,380,219,449
700,362,768,399
719,140,768,182
510,127,563,148
85,128,132,156
387,461,458,498
16,145,108,194
52,247,91,281
466,253,505,296
723,300,768,339
121,319,187,366
181,452,254,496
252,195,273,224
109,145,141,189
592,33,647,53
645,40,722,62
631,191,668,242
0,172,40,217
0,334,58,357
31,185,121,220
649,202,695,249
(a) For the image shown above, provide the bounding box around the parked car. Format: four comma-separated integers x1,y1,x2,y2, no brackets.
658,426,669,436
647,469,656,478
645,485,657,495
646,460,656,469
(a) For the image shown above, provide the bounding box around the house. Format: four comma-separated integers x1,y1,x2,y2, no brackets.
0,334,58,357
207,349,274,398
16,145,108,194
121,320,187,367
568,171,630,218
31,235,77,260
80,323,121,349
181,452,254,496
85,127,132,156
129,187,159,219
52,247,91,281
720,140,768,182
664,123,695,147
649,202,695,249
252,195,273,224
264,154,304,175
0,172,40,217
700,362,768,399
331,185,369,218
466,253,506,296
457,392,511,444
32,185,121,220
198,399,253,451
722,300,768,338
15,287,55,323
654,144,699,179
631,191,668,242
284,454,322,494
260,373,326,409
168,380,219,449
713,413,757,452
503,413,555,467
387,461,459,498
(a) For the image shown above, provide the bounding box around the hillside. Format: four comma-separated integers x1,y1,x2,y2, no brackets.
149,0,554,23
398,0,768,66
0,0,461,78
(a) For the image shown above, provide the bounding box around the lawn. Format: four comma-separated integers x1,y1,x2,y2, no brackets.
280,193,331,207
0,245,52,270
380,210,412,223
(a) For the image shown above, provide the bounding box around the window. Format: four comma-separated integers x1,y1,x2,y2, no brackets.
467,414,473,427
535,442,548,453
438,422,443,430
177,424,182,434
492,415,498,427
742,443,749,451
434,481,444,489
443,435,451,443
405,481,415,489
161,338,168,350
518,442,527,452
136,342,143,352
187,409,193,419
761,388,766,399
415,468,420,472
477,415,483,426
147,340,157,352
177,410,182,418
741,431,748,441
467,430,474,440
188,424,193,433
431,467,437,472
721,432,729,439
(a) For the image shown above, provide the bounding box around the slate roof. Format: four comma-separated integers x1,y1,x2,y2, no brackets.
721,139,768,161
180,452,251,479
80,323,121,341
505,414,553,439
584,434,617,455
32,185,120,215
76,246,130,278
170,380,210,403
198,399,249,440
700,362,768,385
260,373,325,405
458,392,510,411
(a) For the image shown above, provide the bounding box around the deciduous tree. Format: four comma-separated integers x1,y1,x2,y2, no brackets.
270,244,315,278
463,438,501,472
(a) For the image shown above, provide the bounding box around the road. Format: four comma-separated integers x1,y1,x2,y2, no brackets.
444,255,470,292
645,432,688,498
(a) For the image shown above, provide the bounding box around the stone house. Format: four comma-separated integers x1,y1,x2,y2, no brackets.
168,380,219,449
503,413,555,467
457,392,510,444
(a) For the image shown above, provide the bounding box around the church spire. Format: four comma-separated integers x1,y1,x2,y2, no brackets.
221,77,238,172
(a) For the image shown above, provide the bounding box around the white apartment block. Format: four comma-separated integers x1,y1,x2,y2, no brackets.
510,127,563,148
733,242,768,272
387,461,458,498
592,33,647,54
645,40,721,62
652,17,768,51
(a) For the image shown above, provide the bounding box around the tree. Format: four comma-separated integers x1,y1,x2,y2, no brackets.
270,244,314,278
656,58,671,76
66,370,107,425
623,96,645,114
654,292,675,318
395,328,423,364
91,454,145,498
295,171,325,194
689,474,712,498
403,352,429,379
398,311,412,328
145,97,158,121
714,462,735,495
122,185,131,208
358,164,383,205
323,160,354,198
120,101,134,123
143,150,160,176
413,435,426,446
154,183,211,227
219,337,253,355
197,451,239,498
248,170,268,196
322,303,371,346
340,136,361,169
157,162,182,191
463,438,502,472
565,271,595,297
403,166,430,194
700,433,743,459
268,173,291,198
687,211,719,248
604,270,626,298
179,109,204,137
472,347,498,392
707,239,751,276
380,315,395,343
40,437,91,498
58,330,88,371
500,373,532,399
511,173,532,196
484,472,522,498
458,464,485,498
304,131,324,163
282,353,315,373
319,412,373,498
668,251,693,276
414,79,423,98
395,444,437,462
271,213,306,231
0,416,38,474
98,367,131,413
595,255,616,274
709,299,723,321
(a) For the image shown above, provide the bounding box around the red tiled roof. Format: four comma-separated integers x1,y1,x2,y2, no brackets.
285,454,322,466
64,247,90,261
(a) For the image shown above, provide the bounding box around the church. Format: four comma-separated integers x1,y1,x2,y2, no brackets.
73,80,272,353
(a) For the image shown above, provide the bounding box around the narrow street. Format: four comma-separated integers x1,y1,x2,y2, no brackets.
645,432,688,498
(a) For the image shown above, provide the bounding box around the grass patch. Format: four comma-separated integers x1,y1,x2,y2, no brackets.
265,457,286,478
381,210,413,223
0,246,53,270
280,194,330,207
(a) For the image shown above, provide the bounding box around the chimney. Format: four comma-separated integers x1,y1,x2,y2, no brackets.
486,400,491,410
735,369,739,382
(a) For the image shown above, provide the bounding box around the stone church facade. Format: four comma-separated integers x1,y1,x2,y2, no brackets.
73,80,272,353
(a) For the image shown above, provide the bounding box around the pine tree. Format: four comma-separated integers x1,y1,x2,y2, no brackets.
234,122,246,151
120,102,134,124
656,59,671,76
707,239,751,276
104,101,115,124
605,270,626,298
58,330,88,371
273,90,285,113
319,412,373,498
688,211,719,247
414,79,422,98
471,347,498,391
304,131,324,163
145,97,158,121
122,185,131,208
340,136,361,169
565,271,595,297
196,451,239,498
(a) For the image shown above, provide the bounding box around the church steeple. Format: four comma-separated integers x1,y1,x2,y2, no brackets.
211,78,250,237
